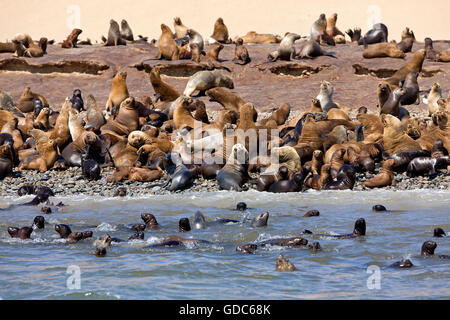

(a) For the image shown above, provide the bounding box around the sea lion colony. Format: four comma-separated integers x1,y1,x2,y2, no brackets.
0,14,449,269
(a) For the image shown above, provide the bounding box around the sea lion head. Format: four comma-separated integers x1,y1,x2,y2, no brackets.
424,37,433,47
121,96,135,110
236,202,247,211
276,254,297,271
434,227,446,237
117,71,127,81
98,234,112,248
357,106,368,114
393,87,407,99
230,143,248,165
178,218,191,232
353,218,366,236
128,131,151,148
372,204,387,212
8,226,33,239
430,82,441,94
32,216,45,229
217,17,224,25
236,38,244,46
320,80,333,95
141,213,159,226
236,244,257,254
252,212,269,227
55,224,72,238
421,241,437,256
381,114,401,129
174,17,182,25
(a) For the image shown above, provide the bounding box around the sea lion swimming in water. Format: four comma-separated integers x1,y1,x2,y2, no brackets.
308,218,366,239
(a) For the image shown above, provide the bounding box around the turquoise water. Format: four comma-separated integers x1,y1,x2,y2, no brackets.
0,190,448,299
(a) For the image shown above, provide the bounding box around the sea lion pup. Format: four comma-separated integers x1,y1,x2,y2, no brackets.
186,28,204,52
376,82,391,110
61,28,82,48
316,81,339,113
424,37,439,61
70,89,84,111
210,17,231,44
322,164,356,190
406,156,450,177
235,31,282,44
384,49,426,88
268,172,304,193
362,159,396,188
173,17,188,39
267,33,300,61
0,144,14,180
120,19,134,41
397,27,415,53
33,107,50,130
7,226,33,239
85,94,105,131
382,114,421,156
346,28,361,43
426,83,442,116
149,67,180,102
232,38,250,65
310,13,327,42
400,72,420,105
17,87,49,113
183,69,234,97
358,23,388,45
104,19,126,46
1,118,23,150
362,42,405,59
216,144,249,191
154,24,179,60
380,87,408,118
276,255,298,272
296,39,336,59
18,129,58,171
105,71,129,116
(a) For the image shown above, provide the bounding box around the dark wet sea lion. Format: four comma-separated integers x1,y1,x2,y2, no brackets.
178,218,191,232
322,164,356,190
168,161,198,191
131,224,146,232
389,259,413,268
236,202,247,211
70,89,84,111
380,87,407,118
80,152,101,180
388,150,431,171
32,216,45,229
193,211,206,229
41,206,52,214
8,226,33,239
17,185,54,197
372,205,387,212
267,173,303,193
249,212,269,227
19,192,50,206
259,237,308,248
311,218,366,239
420,241,449,259
113,187,127,197
346,28,361,42
358,23,388,45
424,38,439,61
304,210,320,217
236,244,258,254
105,19,126,46
129,232,145,240
0,144,14,180
217,144,249,191
141,213,161,230
433,228,446,237
400,72,420,105
406,156,450,177
276,255,297,272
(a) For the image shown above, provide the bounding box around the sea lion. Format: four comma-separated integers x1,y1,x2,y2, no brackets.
1,118,23,150
178,218,191,232
104,19,126,46
149,67,180,102
210,18,231,44
322,164,356,190
206,88,254,119
236,244,258,254
236,202,247,211
248,212,269,227
17,87,48,113
316,81,339,113
385,49,426,88
424,38,439,61
372,205,387,212
70,89,84,111
406,156,450,177
18,129,58,171
120,19,134,41
267,173,304,193
380,87,407,118
186,28,204,52
362,42,405,59
129,232,145,240
437,49,450,62
310,13,327,42
85,95,105,131
400,72,420,105
329,148,345,178
326,13,344,38
183,70,234,97
24,38,47,57
312,218,366,239
0,144,14,180
235,31,282,44
173,17,188,39
381,114,421,155
434,228,446,237
297,39,336,59
216,144,249,191
268,33,300,61
7,226,33,239
389,259,414,268
304,210,320,217
139,213,161,230
304,163,332,190
80,152,101,180
0,41,16,53
155,24,180,60
276,255,297,272
426,83,442,116
362,159,396,188
61,28,82,48
346,28,361,43
55,224,92,243
32,216,45,230
33,107,50,130
192,211,206,229
397,27,415,53
421,241,449,259
358,23,388,45
105,71,129,115
232,38,251,65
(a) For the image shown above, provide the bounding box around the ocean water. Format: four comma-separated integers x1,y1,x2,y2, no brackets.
0,189,448,300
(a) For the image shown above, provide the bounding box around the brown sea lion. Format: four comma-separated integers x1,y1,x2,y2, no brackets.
101,97,140,143
1,118,23,150
105,71,129,115
68,108,84,141
49,98,71,149
61,28,82,48
362,42,405,59
424,38,439,61
304,163,332,190
326,13,344,38
0,144,14,180
210,18,231,44
85,94,105,131
380,87,407,118
362,159,396,188
18,129,58,171
173,17,188,39
385,49,426,88
382,114,421,155
128,167,165,182
397,27,415,53
33,107,50,130
232,38,250,65
206,87,246,114
234,31,282,44
104,19,126,46
149,67,180,102
24,38,47,57
156,24,179,60
437,49,450,62
276,255,298,272
329,148,346,179
17,87,49,113
206,43,224,61
0,42,16,53
427,83,442,116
